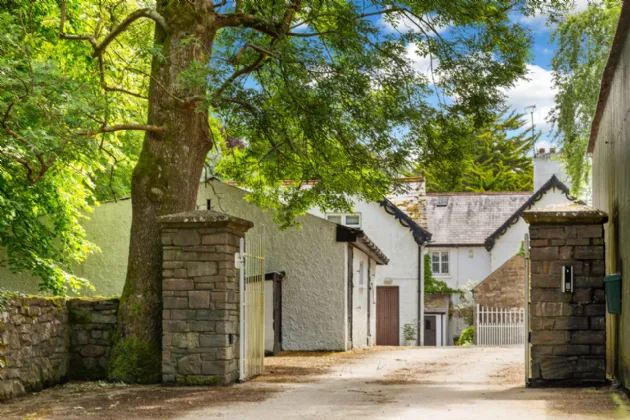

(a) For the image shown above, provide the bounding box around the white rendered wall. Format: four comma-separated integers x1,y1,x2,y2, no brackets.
533,153,568,190
490,188,574,272
311,201,421,346
427,247,491,296
199,181,347,351
426,246,491,344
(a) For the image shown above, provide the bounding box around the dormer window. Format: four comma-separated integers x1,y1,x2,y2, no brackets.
326,213,361,228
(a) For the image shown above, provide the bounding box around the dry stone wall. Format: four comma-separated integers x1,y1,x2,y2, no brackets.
0,296,119,401
524,205,607,387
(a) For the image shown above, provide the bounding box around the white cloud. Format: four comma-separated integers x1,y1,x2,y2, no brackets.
503,64,557,138
405,43,440,82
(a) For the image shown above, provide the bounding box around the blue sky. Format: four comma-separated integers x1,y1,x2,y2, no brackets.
377,1,591,151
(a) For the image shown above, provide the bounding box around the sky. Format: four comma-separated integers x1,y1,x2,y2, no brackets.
379,0,593,152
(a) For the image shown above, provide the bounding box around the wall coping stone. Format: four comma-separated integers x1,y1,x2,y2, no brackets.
523,203,608,225
159,210,253,231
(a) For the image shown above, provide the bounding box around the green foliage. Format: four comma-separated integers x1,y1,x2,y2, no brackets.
0,1,149,294
403,320,417,342
108,337,161,384
549,0,621,196
458,326,475,346
419,109,535,192
424,254,461,296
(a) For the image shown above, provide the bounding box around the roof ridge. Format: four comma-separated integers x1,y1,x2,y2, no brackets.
484,175,584,251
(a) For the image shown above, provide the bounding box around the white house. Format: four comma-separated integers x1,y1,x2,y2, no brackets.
421,149,581,343
308,183,432,347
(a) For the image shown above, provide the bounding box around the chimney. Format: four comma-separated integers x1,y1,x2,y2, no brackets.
533,147,567,190
387,177,428,230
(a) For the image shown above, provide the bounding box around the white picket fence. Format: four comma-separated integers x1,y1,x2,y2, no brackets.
476,305,525,346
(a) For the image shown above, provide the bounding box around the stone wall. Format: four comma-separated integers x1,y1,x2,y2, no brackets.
524,204,607,387
473,255,525,309
0,296,119,401
160,211,252,386
67,298,119,380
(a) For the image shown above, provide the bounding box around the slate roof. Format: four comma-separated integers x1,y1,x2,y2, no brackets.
425,192,531,246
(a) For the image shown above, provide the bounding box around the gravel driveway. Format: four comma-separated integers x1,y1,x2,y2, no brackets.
1,346,627,419
183,346,628,420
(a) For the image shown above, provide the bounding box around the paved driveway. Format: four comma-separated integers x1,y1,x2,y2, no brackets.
1,346,627,419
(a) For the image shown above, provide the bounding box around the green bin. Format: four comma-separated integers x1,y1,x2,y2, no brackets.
605,274,622,314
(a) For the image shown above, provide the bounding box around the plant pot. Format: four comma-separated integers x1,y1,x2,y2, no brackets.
405,339,416,347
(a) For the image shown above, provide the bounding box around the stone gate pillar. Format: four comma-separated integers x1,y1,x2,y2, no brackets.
523,203,608,387
159,211,253,385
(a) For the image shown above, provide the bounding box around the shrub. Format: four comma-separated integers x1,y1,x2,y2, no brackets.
458,326,475,346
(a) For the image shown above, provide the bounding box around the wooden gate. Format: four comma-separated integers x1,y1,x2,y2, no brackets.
237,228,265,381
376,286,399,346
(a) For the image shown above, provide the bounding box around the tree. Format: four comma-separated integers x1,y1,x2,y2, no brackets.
1,0,571,382
549,0,621,196
420,109,536,192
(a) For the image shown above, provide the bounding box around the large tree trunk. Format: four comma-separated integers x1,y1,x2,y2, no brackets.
109,3,214,383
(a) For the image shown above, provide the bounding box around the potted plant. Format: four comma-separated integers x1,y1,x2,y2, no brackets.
403,321,417,346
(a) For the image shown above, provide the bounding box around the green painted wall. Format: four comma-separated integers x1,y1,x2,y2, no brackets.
0,198,132,296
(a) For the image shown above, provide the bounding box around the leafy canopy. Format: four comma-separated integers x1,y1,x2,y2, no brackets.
1,0,572,293
549,0,621,196
0,0,148,294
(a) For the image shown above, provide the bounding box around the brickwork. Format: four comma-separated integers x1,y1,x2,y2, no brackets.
160,211,253,386
523,204,608,387
473,255,525,309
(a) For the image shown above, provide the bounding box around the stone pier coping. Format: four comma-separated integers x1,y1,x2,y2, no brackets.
523,203,608,225
159,210,253,230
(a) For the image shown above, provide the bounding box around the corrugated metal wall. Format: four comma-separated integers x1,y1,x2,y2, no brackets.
592,23,630,386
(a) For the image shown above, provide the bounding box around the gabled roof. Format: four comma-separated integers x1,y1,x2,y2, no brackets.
379,198,432,245
336,225,389,265
484,175,584,251
425,191,531,246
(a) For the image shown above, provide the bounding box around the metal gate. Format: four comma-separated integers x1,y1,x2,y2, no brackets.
476,305,525,345
236,228,265,381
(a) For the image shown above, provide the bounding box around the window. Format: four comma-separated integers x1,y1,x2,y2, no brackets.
436,196,449,207
431,251,449,275
326,213,361,228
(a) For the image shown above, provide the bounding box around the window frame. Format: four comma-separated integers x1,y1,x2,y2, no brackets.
326,213,362,228
430,251,450,276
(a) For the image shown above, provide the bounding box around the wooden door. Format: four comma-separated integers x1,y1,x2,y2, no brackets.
376,287,399,346
425,315,437,346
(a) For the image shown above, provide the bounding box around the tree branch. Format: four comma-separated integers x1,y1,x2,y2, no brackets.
74,124,167,137
91,8,168,58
